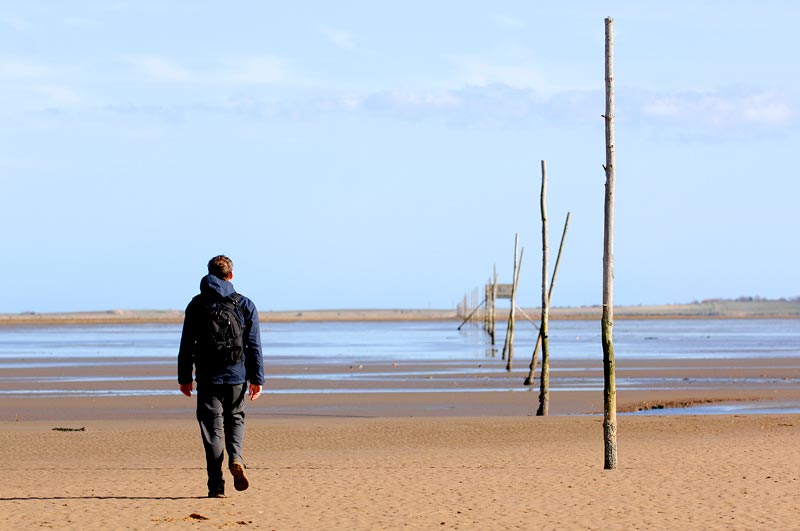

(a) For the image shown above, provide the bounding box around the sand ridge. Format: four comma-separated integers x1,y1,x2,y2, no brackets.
2,298,799,326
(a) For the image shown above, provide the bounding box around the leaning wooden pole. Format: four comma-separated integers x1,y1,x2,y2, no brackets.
536,160,550,415
524,211,570,386
501,234,520,361
505,246,524,372
457,299,486,330
602,16,618,470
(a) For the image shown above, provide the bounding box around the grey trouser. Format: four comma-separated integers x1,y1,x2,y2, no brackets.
196,383,247,492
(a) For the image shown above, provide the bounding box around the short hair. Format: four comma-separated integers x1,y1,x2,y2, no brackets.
207,255,234,280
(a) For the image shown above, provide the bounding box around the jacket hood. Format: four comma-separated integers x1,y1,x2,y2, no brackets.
199,274,235,299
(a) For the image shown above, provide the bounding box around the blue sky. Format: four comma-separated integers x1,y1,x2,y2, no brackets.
1,1,798,313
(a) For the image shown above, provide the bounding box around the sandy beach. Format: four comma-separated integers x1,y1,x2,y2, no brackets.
1,413,799,530
2,313,799,529
2,354,800,529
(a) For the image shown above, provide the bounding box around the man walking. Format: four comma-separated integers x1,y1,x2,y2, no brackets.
178,255,264,498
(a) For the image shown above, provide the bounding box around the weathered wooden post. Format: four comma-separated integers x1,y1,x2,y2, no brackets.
505,246,524,372
472,287,479,325
484,280,491,331
490,265,498,345
602,16,618,470
501,234,520,362
524,212,570,386
536,160,551,415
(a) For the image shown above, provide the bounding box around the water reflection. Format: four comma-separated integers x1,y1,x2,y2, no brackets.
1,319,799,410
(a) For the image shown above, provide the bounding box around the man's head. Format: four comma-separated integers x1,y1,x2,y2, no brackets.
208,255,234,281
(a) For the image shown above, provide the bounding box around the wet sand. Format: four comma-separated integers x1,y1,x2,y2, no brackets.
3,354,800,421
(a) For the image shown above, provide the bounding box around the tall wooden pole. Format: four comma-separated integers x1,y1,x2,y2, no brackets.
484,280,490,331
490,264,497,345
525,212,570,386
487,265,497,344
473,289,477,323
536,160,550,415
602,16,618,470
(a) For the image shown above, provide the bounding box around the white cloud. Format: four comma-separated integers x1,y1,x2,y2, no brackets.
32,84,82,106
336,93,362,110
319,25,355,50
126,55,293,86
0,15,30,32
741,94,794,126
445,50,595,95
640,97,680,118
492,14,526,30
64,17,98,28
0,59,50,79
128,56,194,82
0,59,82,111
13,49,791,140
639,89,796,130
224,56,291,85
376,89,460,110
353,84,595,126
453,57,547,91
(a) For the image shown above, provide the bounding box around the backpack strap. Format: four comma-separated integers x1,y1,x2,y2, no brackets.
229,293,245,325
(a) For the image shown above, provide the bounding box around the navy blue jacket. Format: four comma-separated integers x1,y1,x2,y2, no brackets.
178,274,265,387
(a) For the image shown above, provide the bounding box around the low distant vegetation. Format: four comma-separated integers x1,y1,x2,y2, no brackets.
695,296,800,303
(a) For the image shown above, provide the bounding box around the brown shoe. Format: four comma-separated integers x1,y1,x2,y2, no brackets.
230,462,249,491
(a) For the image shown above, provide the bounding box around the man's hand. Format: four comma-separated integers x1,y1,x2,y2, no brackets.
179,383,193,397
249,384,262,401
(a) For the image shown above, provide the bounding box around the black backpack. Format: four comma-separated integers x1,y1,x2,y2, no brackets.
197,293,245,366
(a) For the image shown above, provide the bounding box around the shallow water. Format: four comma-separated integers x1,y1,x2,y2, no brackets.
0,319,798,413
2,318,798,362
624,401,800,416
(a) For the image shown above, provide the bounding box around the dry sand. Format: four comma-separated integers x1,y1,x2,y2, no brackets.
1,414,799,530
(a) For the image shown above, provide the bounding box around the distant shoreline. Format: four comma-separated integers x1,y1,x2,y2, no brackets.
1,299,798,326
